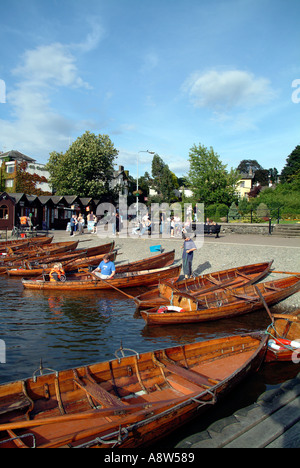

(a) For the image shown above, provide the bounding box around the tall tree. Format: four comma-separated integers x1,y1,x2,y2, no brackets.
237,159,263,173
151,154,177,202
187,143,239,205
46,131,118,198
280,145,300,183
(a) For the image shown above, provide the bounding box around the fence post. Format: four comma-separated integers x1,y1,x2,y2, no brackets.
268,218,272,235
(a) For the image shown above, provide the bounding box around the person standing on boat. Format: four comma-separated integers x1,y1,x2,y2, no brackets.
182,233,197,279
93,254,116,279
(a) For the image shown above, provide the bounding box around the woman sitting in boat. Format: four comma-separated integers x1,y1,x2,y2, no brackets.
49,263,66,282
93,254,116,280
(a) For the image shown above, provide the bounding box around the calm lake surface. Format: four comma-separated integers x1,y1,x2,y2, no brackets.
0,274,299,446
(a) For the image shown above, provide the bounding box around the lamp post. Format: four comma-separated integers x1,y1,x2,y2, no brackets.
136,150,155,219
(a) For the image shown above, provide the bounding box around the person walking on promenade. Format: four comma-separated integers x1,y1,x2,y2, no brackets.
182,233,197,279
70,215,77,236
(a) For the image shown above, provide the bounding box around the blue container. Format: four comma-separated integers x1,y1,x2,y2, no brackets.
150,245,161,252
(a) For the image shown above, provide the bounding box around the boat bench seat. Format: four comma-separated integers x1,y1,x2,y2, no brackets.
0,393,32,416
73,375,125,409
161,361,220,389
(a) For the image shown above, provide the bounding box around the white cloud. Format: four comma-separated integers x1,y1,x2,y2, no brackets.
13,43,90,89
0,83,74,155
74,18,105,53
183,69,277,111
0,22,104,158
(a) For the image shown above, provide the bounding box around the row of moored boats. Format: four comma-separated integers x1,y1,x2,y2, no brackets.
0,235,299,448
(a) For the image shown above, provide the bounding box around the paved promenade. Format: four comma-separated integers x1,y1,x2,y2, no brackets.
50,227,300,308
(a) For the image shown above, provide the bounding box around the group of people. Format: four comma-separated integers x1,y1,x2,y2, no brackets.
49,254,115,283
69,212,98,236
49,236,196,283
169,215,193,238
132,214,152,236
69,213,85,236
52,208,198,283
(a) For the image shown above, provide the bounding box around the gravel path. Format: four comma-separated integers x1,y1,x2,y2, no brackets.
50,229,300,310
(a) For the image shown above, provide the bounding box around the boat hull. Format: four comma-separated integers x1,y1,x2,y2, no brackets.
134,261,274,309
141,276,300,325
0,333,267,448
22,264,182,290
0,236,53,253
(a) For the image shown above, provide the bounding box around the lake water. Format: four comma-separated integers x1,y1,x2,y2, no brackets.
0,274,272,383
0,274,299,446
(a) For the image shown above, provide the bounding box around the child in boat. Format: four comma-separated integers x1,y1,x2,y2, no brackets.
49,263,66,282
93,254,116,279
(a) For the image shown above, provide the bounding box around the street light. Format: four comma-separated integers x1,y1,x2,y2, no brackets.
136,150,155,219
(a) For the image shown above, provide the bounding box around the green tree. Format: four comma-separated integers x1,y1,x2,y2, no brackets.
187,143,239,205
237,159,263,173
151,154,177,202
228,202,241,220
280,145,300,183
46,131,118,198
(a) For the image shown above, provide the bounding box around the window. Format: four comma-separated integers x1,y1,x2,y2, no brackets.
5,179,13,188
6,164,14,173
0,205,8,219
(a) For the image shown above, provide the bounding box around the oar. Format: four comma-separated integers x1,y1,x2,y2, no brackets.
272,313,300,322
91,273,135,299
271,270,300,275
254,285,274,323
0,392,194,433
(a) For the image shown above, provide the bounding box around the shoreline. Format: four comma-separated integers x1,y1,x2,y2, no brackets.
47,229,300,309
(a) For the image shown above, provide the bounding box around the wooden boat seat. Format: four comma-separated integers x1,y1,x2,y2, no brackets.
0,392,32,416
160,360,220,389
231,293,259,302
167,373,207,394
207,275,222,286
264,284,281,292
73,372,125,409
236,271,252,280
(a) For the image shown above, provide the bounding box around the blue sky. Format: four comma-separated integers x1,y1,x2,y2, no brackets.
0,0,299,179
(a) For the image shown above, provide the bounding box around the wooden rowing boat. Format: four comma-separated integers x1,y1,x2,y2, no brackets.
8,250,174,278
0,236,53,253
7,252,118,277
134,261,274,309
0,333,268,448
75,241,115,257
265,310,300,362
140,276,300,325
5,242,116,277
110,249,175,274
3,250,86,271
2,241,79,263
21,264,182,290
